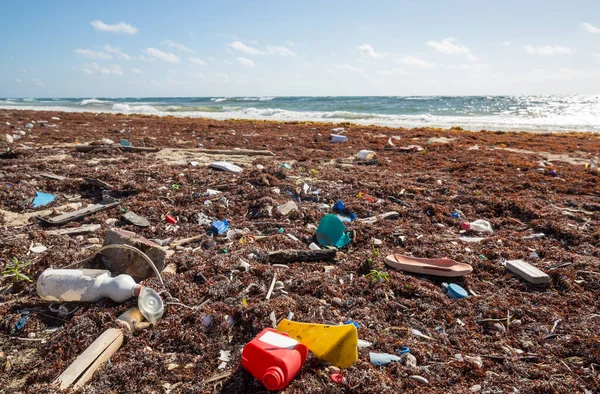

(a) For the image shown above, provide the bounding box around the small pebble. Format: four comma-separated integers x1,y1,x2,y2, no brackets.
371,238,382,246
402,353,417,369
87,238,100,245
105,218,117,225
492,322,506,333
75,235,84,242
470,384,482,392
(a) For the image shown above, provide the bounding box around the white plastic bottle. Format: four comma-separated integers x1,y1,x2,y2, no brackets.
461,220,493,233
37,269,140,303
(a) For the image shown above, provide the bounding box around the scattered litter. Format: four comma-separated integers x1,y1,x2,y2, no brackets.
369,352,401,366
330,134,348,143
32,192,56,208
505,259,550,284
442,283,469,299
316,214,351,248
357,150,376,160
120,139,132,147
29,244,48,254
461,220,493,233
211,219,230,234
522,233,546,240
210,161,243,173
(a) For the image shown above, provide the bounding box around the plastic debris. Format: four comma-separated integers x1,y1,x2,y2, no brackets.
330,134,348,143
280,163,292,169
120,139,132,147
32,191,56,208
211,219,230,234
122,211,150,227
443,283,469,299
357,150,376,160
357,339,372,349
210,161,243,173
316,214,351,248
397,346,411,354
15,312,30,331
331,373,344,383
165,215,177,224
29,244,48,254
369,352,401,366
461,220,493,233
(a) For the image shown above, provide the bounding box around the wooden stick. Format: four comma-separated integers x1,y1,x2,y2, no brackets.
265,274,277,301
194,148,274,156
170,234,205,248
55,308,145,390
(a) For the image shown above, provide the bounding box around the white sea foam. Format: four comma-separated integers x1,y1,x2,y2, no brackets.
111,103,159,114
81,98,107,105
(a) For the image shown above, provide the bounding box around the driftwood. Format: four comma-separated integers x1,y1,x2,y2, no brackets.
264,248,337,264
55,308,147,390
38,196,119,225
358,211,400,224
194,148,274,156
76,145,159,153
45,224,102,236
169,234,204,248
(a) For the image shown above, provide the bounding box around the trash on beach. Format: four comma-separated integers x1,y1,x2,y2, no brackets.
211,219,230,234
522,233,546,240
398,145,423,152
242,328,308,391
32,191,56,208
5,134,13,144
586,158,598,174
209,161,243,173
25,123,34,129
461,219,493,233
119,139,132,147
451,209,467,220
38,195,119,225
505,259,550,284
165,215,177,224
280,163,292,169
276,201,298,217
316,214,351,248
45,223,102,236
357,150,376,160
459,236,484,243
37,269,141,303
203,189,221,197
29,244,48,254
122,211,151,227
330,134,348,143
331,127,345,133
385,254,473,277
277,319,358,368
442,283,469,299
369,352,401,366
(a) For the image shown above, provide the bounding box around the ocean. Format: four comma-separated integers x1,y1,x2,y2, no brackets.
1,95,599,133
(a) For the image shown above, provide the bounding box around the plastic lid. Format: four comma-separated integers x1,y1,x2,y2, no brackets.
262,366,283,390
460,222,470,231
138,287,164,324
447,284,468,299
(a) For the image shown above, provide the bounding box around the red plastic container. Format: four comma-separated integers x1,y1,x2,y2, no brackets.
165,215,177,224
242,328,308,391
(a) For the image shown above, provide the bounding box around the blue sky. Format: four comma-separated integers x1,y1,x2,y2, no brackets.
1,0,599,97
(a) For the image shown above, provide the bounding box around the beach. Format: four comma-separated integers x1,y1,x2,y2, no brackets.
1,109,600,393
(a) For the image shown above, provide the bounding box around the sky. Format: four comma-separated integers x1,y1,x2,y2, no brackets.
1,0,599,97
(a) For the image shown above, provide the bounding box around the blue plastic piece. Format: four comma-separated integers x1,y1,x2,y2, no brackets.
333,199,345,212
397,346,410,355
120,139,132,147
346,320,359,329
316,214,351,248
369,352,402,366
15,313,29,331
32,191,55,208
210,219,230,234
451,211,460,219
447,283,468,299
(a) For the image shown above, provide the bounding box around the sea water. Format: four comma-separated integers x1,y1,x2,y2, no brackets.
1,95,599,132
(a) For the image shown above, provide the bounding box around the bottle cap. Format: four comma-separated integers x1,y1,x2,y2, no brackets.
447,283,468,299
138,287,164,324
461,222,470,231
262,366,283,390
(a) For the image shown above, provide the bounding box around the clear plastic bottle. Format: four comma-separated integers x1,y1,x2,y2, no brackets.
461,220,493,233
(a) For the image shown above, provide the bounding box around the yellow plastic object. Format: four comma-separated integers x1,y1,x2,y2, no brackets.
276,319,358,368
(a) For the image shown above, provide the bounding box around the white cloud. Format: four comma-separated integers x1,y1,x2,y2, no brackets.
228,41,263,55
582,22,600,34
80,62,123,75
74,48,112,59
103,45,134,60
357,44,385,58
237,57,255,67
334,64,363,72
266,45,298,57
593,52,600,57
131,68,142,75
501,41,512,46
189,57,207,66
399,56,435,69
524,45,575,55
32,78,45,87
145,48,181,63
90,20,138,34
186,71,205,79
138,55,154,62
162,39,194,53
227,41,297,57
378,68,409,76
15,78,22,83
426,38,478,61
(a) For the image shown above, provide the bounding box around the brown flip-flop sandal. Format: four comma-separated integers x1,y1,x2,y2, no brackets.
384,254,473,277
